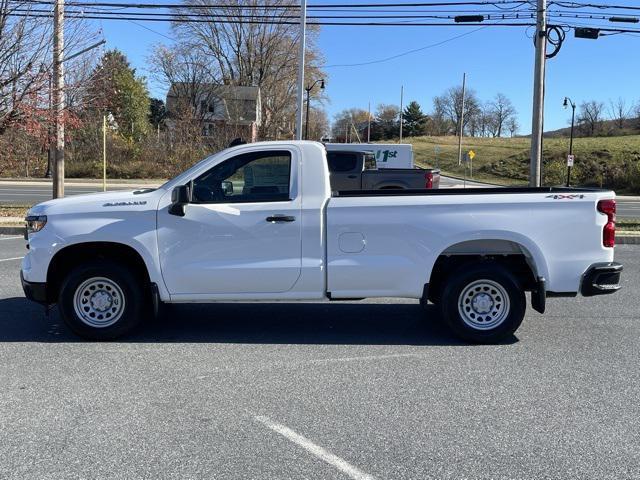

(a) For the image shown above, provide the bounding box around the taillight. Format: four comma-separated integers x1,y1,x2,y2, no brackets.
597,199,616,248
425,172,433,189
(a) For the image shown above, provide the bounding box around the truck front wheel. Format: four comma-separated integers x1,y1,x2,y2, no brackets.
58,260,145,340
440,262,526,344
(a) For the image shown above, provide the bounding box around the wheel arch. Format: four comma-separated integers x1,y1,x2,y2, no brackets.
46,241,153,304
426,235,548,303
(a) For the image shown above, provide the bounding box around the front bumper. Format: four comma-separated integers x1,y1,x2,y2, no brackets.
581,262,623,297
20,270,48,305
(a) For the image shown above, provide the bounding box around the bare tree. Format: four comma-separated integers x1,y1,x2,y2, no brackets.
488,93,517,137
332,108,369,142
607,97,630,131
0,1,52,133
150,44,220,123
164,0,325,140
433,86,480,136
306,106,329,141
578,100,605,137
506,117,519,137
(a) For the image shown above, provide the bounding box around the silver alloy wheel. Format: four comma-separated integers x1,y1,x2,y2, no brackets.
73,277,126,328
457,279,511,331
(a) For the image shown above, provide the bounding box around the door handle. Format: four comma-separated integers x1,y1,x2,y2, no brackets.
266,215,296,223
347,175,358,179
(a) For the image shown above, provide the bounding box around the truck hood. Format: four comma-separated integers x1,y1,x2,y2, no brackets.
27,188,165,216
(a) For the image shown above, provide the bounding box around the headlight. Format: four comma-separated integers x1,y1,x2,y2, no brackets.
25,215,47,234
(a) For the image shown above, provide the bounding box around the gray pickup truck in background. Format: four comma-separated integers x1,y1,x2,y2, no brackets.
327,150,440,191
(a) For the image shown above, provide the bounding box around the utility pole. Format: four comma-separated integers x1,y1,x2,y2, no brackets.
52,0,65,198
529,0,547,187
457,72,466,166
367,101,371,143
295,0,307,140
399,85,404,141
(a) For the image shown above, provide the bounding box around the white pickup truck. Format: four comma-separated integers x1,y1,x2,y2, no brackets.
21,141,623,343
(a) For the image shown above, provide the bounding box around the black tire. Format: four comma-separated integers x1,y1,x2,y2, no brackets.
440,262,526,344
58,260,145,340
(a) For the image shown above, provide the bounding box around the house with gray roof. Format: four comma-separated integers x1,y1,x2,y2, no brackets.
166,83,262,142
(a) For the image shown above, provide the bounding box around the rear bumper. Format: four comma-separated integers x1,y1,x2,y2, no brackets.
581,262,623,297
20,270,48,305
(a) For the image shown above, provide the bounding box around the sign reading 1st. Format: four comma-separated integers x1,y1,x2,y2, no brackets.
376,150,398,163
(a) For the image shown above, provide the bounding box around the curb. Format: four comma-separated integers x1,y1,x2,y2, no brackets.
0,226,25,236
618,236,640,245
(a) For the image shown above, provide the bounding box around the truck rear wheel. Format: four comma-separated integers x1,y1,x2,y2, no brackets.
58,260,144,340
440,262,525,343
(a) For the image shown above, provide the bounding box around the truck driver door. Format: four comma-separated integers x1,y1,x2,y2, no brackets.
157,148,302,297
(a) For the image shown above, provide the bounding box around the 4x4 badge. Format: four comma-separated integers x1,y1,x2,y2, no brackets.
546,194,584,200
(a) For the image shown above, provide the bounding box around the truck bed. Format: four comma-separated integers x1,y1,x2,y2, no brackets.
332,186,602,197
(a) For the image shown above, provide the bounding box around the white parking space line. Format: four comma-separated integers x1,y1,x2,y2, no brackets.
255,415,376,480
0,257,23,262
0,236,23,241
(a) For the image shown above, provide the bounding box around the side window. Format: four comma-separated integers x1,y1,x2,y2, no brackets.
192,150,292,203
364,153,377,170
327,152,358,172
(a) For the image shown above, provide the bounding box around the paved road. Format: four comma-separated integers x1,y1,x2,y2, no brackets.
0,235,638,479
2,179,638,219
0,183,147,205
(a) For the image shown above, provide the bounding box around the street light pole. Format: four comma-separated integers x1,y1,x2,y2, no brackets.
304,79,324,140
564,97,576,187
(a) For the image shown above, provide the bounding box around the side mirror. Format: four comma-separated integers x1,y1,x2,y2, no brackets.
169,185,190,217
222,180,234,195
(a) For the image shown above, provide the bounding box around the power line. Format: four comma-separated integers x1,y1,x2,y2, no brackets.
12,8,640,33
19,0,534,9
550,1,640,12
12,7,537,19
8,12,537,25
325,25,489,67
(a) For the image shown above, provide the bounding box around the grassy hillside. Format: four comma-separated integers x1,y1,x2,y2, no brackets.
406,135,640,193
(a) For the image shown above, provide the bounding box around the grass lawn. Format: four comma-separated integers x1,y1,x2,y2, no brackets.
403,135,640,192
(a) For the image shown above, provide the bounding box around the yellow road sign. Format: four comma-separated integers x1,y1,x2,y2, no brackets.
468,150,475,160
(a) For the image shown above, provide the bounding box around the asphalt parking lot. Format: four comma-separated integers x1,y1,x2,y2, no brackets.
0,235,638,479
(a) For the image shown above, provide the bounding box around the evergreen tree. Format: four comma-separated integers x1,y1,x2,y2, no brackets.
402,101,428,137
148,98,167,128
88,50,150,140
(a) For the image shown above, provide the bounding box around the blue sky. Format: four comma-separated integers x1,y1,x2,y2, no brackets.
96,1,640,135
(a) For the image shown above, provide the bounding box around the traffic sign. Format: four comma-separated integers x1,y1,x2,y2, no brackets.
468,150,475,160
567,154,575,167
